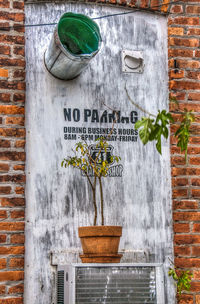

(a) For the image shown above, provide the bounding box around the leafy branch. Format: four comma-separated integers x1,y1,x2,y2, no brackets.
175,110,195,160
168,266,193,295
125,87,195,159
135,110,173,154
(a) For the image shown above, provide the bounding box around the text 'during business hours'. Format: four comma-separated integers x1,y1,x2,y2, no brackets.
63,108,138,143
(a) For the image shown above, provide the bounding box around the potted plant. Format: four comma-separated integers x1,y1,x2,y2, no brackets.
61,137,122,263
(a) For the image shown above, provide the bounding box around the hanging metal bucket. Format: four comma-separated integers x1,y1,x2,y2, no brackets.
44,12,102,80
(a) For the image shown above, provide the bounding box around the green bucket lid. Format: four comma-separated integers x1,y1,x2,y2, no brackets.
58,12,101,55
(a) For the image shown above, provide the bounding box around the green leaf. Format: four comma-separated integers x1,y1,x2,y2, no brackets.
163,126,168,139
156,136,161,154
136,110,173,154
175,110,195,161
135,119,146,129
169,267,193,295
169,95,179,106
135,117,154,145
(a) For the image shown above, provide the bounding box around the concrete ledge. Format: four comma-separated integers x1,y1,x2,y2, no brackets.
51,248,151,265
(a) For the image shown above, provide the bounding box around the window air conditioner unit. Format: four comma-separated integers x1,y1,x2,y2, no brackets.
57,263,164,304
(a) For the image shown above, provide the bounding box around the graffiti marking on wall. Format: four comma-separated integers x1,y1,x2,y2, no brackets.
81,144,123,177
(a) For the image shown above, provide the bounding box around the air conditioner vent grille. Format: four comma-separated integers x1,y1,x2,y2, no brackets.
75,266,157,303
57,270,64,304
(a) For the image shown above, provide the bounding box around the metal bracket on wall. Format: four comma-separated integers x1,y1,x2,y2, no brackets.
122,50,144,73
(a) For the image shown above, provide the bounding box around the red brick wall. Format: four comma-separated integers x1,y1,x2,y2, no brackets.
0,0,25,301
169,1,200,303
0,0,199,303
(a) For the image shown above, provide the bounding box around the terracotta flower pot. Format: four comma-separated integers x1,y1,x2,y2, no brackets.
78,226,123,263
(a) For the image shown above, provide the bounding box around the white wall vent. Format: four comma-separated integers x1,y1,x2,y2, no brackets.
57,263,164,304
122,50,144,73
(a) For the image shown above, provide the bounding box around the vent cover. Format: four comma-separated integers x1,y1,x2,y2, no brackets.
57,270,64,304
57,263,164,304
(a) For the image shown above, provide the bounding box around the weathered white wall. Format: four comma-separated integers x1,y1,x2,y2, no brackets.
25,3,175,303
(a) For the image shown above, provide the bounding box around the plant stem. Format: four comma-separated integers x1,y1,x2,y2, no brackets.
125,84,156,118
99,176,104,226
92,175,97,226
84,169,97,225
84,169,94,191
